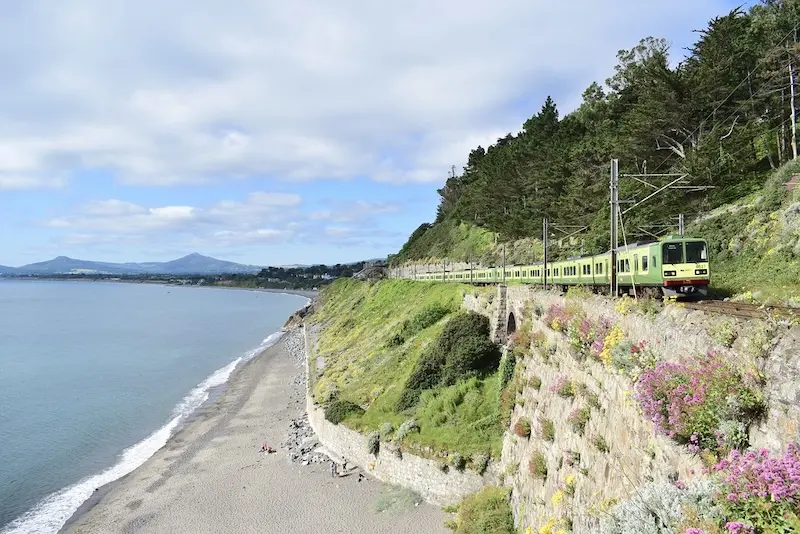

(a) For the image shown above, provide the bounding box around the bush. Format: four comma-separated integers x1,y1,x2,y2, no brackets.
450,452,467,471
498,351,517,390
472,452,490,475
710,319,737,347
394,418,420,440
367,431,381,455
529,376,542,390
539,417,555,442
400,303,452,338
529,451,548,478
568,406,591,436
397,311,500,410
379,422,394,438
448,487,514,534
549,376,574,398
591,434,609,453
325,399,365,424
514,417,532,438
712,445,800,533
441,336,501,386
634,352,765,454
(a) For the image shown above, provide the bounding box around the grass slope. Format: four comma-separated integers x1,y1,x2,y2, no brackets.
310,279,504,458
687,161,800,304
392,218,543,267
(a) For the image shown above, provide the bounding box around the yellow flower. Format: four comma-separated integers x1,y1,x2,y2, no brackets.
551,490,564,506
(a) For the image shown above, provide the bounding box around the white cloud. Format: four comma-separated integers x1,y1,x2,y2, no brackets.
0,0,732,188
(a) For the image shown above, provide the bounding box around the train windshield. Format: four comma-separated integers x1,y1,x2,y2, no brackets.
686,241,708,263
662,242,683,264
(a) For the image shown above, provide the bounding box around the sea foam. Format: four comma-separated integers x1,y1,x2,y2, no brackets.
0,330,286,534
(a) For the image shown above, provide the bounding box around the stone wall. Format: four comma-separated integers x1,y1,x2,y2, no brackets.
465,286,800,532
301,324,495,507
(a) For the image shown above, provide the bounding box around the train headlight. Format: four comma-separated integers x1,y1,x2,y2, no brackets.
664,270,676,277
694,269,707,275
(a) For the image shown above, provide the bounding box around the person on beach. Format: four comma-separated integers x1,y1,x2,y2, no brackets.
329,460,336,477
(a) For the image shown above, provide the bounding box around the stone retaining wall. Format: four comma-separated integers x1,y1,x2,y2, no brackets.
301,324,493,507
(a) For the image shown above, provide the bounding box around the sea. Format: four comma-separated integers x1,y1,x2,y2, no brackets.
0,280,308,533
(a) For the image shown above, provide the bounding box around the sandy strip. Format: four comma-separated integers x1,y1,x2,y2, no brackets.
63,330,448,534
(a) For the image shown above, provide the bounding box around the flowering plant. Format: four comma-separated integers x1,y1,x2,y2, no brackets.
633,352,764,455
549,376,575,398
711,445,800,533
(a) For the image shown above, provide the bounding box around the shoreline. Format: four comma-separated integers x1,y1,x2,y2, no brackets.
58,325,448,534
57,338,274,533
0,276,319,299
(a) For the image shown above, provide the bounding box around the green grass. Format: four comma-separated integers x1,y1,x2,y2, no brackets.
310,279,505,459
447,486,515,534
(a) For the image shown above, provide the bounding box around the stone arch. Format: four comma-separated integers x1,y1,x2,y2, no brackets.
506,312,517,338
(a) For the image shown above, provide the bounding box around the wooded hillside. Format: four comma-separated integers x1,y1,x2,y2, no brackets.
393,2,800,265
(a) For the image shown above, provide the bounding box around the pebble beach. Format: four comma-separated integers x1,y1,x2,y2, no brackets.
62,328,448,534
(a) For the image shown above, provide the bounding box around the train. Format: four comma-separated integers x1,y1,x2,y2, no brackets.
395,235,710,299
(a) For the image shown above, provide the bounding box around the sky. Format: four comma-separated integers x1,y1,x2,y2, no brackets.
0,0,752,267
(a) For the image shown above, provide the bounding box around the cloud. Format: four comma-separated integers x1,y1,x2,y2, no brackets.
45,192,404,251
0,0,731,189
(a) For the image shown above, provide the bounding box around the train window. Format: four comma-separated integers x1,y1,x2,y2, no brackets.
686,241,708,262
652,256,657,268
641,255,648,270
625,259,630,272
663,243,683,264
554,268,559,276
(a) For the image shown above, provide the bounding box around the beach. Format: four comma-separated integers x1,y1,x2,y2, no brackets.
62,328,448,534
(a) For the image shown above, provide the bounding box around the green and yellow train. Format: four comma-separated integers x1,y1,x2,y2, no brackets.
405,235,710,299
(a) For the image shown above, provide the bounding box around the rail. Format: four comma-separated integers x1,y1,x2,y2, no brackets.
678,300,800,321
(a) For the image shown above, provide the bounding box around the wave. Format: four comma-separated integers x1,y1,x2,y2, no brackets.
0,330,286,534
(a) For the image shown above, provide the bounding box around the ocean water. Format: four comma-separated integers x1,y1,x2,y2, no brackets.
0,280,308,533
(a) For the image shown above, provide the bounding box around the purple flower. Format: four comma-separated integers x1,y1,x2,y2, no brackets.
725,522,754,534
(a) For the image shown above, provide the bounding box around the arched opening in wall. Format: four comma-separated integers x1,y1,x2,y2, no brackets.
507,312,517,338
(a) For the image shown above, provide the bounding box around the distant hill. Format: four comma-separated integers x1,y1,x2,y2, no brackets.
11,253,264,275
0,265,18,274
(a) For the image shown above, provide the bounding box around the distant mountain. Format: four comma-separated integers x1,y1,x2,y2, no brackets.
0,265,18,274
12,253,264,275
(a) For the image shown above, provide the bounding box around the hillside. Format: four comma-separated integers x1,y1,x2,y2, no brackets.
391,3,800,298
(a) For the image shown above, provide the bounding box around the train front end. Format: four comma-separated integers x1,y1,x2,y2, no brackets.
659,237,710,298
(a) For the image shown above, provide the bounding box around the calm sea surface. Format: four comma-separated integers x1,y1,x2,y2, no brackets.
0,280,307,533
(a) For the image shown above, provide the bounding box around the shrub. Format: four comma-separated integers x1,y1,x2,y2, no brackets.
568,406,591,436
529,451,548,478
450,452,467,471
531,330,547,348
539,417,555,442
324,399,364,424
367,431,381,455
549,376,575,398
514,417,532,438
564,450,581,468
441,336,502,386
634,352,765,454
400,303,451,338
596,479,723,534
610,339,659,380
472,452,490,475
591,435,609,453
386,333,405,347
712,445,800,532
529,376,542,390
394,418,420,440
398,311,500,410
322,384,340,405
448,486,514,534
710,319,737,348
379,421,394,438
499,351,517,390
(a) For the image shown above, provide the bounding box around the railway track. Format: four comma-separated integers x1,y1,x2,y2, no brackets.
678,300,800,321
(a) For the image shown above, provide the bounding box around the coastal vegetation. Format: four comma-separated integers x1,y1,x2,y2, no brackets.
310,279,507,459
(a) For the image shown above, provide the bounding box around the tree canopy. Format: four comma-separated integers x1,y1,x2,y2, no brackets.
394,2,800,264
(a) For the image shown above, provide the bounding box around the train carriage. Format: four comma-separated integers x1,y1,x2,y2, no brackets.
406,235,710,299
